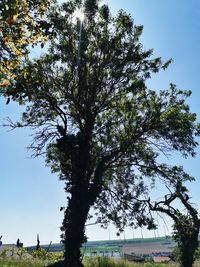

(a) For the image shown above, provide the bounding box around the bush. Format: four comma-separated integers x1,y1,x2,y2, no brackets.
32,249,63,261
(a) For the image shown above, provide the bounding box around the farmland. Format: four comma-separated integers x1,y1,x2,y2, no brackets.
27,237,174,255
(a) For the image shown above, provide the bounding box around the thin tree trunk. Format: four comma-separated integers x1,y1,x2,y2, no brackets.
63,185,90,267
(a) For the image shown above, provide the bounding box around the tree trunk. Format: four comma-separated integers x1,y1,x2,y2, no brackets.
63,185,90,267
180,250,193,267
180,245,194,267
180,232,199,267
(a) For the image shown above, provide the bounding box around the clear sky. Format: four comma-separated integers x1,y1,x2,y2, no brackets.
0,0,200,246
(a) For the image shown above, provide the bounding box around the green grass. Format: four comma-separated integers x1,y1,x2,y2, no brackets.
0,259,47,267
1,257,200,267
84,257,200,267
84,258,174,267
83,258,200,267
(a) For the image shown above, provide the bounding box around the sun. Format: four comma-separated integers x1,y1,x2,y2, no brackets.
73,8,85,22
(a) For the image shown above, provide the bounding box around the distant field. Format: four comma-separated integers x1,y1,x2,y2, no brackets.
0,238,176,266
27,236,174,253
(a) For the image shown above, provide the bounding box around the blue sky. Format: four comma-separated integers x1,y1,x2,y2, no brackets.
1,0,200,246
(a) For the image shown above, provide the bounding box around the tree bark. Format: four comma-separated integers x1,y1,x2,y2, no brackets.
180,244,194,267
180,232,199,267
63,185,90,267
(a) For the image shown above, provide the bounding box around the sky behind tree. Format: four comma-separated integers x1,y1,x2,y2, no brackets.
0,0,200,246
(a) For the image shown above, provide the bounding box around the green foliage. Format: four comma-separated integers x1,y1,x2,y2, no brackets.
0,247,27,260
83,257,164,267
0,256,200,267
173,213,196,243
0,259,45,267
144,264,163,267
195,247,200,260
5,0,200,266
16,248,27,259
171,196,199,267
0,248,9,259
32,249,63,261
32,248,49,260
148,179,200,267
0,0,50,96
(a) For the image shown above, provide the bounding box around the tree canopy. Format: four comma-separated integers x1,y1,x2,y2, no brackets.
0,0,50,96
4,0,200,266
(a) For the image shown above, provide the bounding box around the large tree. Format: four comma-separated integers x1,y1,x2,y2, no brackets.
5,0,200,266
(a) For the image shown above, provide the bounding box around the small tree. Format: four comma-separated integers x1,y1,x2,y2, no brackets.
148,179,200,267
4,1,200,266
